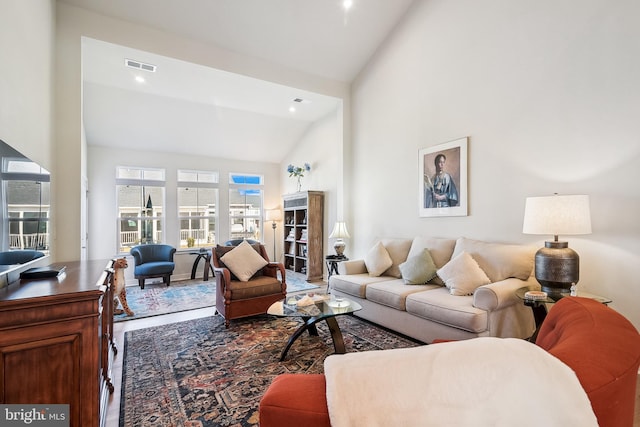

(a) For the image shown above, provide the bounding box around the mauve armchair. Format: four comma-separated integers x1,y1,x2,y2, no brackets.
130,244,176,289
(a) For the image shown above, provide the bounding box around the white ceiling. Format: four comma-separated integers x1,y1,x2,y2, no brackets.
66,0,416,162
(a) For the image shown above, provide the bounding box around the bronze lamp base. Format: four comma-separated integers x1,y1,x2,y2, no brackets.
534,241,580,299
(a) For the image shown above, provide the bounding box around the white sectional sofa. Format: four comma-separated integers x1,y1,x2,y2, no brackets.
329,237,540,343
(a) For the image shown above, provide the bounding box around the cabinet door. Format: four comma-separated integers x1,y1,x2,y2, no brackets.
0,318,99,427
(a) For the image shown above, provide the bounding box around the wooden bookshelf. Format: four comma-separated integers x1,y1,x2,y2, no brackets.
283,191,324,281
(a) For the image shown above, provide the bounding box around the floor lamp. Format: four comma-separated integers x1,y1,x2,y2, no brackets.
265,209,282,261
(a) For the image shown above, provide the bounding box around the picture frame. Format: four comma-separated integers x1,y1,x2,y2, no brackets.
419,137,468,217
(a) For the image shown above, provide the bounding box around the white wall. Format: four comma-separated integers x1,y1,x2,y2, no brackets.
0,0,54,170
279,108,343,265
350,0,640,329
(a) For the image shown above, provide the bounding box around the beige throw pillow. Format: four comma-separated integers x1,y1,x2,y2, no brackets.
364,241,393,277
451,237,535,282
407,237,457,269
378,238,413,278
220,240,268,282
437,251,491,296
399,249,437,285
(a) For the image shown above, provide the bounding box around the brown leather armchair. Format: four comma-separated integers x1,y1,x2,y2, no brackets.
212,243,286,328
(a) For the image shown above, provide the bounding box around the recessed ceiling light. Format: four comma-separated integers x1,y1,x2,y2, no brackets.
135,75,145,83
343,0,353,11
289,106,296,113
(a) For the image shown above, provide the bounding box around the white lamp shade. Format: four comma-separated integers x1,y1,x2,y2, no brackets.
265,209,282,222
523,195,592,236
329,221,351,239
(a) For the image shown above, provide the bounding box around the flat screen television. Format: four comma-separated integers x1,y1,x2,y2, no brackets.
0,139,51,255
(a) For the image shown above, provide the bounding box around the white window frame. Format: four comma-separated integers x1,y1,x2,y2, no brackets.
115,166,166,253
228,173,264,242
177,169,219,249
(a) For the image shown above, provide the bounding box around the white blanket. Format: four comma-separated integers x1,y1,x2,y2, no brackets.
324,337,597,427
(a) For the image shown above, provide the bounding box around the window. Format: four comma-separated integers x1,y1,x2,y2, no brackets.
116,167,165,253
1,159,50,252
177,170,218,249
229,173,263,241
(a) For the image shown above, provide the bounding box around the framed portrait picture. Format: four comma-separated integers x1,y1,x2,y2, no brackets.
419,137,468,217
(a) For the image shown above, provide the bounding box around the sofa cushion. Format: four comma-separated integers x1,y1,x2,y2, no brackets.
134,261,174,276
405,287,489,333
364,242,393,276
220,240,268,281
330,274,393,298
437,251,491,296
366,280,440,310
378,238,413,278
452,237,535,282
399,249,437,285
228,275,282,299
407,237,457,269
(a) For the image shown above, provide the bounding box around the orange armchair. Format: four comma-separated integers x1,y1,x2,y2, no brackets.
212,243,286,328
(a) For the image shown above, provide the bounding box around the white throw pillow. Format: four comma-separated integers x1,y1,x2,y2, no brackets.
364,241,393,277
399,249,437,285
220,240,268,282
437,251,491,296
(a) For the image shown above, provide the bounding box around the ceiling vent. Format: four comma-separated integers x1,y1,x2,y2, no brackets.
293,98,311,104
125,58,157,73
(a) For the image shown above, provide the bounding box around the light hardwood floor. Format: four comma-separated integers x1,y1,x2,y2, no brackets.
107,307,640,427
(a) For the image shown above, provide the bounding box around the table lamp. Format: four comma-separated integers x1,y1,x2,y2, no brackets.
329,221,350,256
265,209,282,261
522,194,592,298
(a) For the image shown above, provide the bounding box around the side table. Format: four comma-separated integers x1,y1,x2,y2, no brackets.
516,287,612,342
189,248,213,281
325,255,348,283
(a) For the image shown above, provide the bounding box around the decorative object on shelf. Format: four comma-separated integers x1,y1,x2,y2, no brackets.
523,194,592,298
265,208,282,261
287,163,311,192
329,221,350,256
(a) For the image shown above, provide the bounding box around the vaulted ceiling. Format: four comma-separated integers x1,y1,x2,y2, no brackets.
61,0,416,162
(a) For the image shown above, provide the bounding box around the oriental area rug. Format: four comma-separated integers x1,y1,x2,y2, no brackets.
114,271,319,322
119,314,420,426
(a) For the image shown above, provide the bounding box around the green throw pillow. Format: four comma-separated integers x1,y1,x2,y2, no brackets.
399,249,437,285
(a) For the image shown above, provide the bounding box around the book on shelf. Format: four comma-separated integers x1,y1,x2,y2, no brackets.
288,244,295,255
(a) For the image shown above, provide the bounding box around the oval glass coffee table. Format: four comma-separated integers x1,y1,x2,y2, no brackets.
267,295,362,361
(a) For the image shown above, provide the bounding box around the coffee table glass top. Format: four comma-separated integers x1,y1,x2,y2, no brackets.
268,294,361,318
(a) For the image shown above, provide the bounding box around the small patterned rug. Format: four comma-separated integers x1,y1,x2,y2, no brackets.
114,272,319,322
114,280,216,322
119,314,420,426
